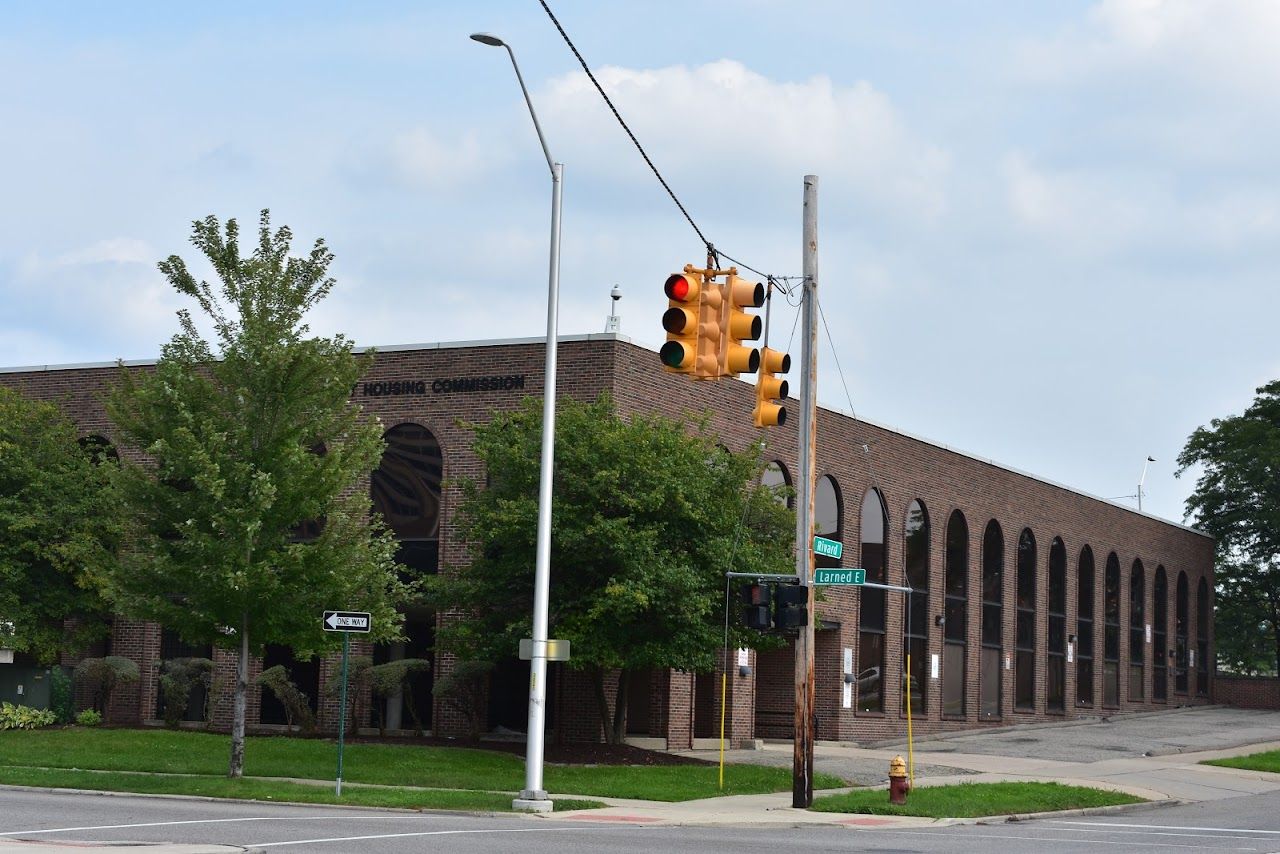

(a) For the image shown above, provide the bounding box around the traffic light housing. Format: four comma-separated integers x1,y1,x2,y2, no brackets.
741,583,772,631
753,347,791,427
774,583,808,630
722,271,763,377
660,269,703,374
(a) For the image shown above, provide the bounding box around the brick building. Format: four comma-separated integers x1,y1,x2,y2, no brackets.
0,333,1216,746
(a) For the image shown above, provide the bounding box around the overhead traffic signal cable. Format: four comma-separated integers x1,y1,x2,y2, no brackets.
538,0,800,290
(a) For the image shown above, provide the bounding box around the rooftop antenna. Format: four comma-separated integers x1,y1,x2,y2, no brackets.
605,284,621,333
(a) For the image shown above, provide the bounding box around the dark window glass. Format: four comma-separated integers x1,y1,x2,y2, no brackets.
762,461,792,509
1129,560,1145,700
1015,529,1036,711
1104,553,1121,706
1197,578,1210,696
372,424,442,541
1077,546,1095,707
1154,567,1168,701
980,520,1003,719
1176,571,1188,693
944,511,968,717
903,501,928,716
1048,537,1067,712
816,476,842,569
858,489,887,713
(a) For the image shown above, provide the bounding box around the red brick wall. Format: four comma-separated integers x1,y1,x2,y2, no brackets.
2,335,1216,743
1215,675,1280,709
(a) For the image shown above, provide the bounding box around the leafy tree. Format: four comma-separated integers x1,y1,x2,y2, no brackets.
427,394,793,743
104,212,407,777
0,388,118,663
1177,379,1280,674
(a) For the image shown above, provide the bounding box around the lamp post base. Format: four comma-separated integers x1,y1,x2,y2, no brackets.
513,791,553,813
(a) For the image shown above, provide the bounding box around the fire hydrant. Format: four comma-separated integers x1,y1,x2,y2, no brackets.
888,755,910,805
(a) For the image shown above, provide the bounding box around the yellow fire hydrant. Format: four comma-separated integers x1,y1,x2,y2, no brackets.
888,755,910,805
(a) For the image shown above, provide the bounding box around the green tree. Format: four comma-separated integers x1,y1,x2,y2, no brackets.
104,212,407,777
426,394,793,743
0,388,118,663
1177,378,1280,674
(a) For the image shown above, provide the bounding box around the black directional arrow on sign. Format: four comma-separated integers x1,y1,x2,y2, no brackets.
322,611,371,633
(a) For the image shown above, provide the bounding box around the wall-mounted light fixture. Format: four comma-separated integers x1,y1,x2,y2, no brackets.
1068,634,1077,645
934,615,945,627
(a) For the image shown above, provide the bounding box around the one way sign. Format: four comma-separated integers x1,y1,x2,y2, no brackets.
323,611,372,633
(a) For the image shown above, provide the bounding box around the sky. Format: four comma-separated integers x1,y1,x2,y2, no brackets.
1,0,1276,527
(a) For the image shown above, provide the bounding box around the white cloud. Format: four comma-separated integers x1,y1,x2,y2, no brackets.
1020,0,1280,93
55,237,157,268
387,127,485,190
538,59,950,220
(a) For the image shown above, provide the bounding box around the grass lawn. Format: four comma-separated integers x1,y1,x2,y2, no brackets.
1203,750,1280,774
810,781,1143,818
0,728,845,803
0,766,602,812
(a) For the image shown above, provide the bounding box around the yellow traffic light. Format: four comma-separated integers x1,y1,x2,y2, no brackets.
754,346,791,427
722,271,763,377
660,269,703,373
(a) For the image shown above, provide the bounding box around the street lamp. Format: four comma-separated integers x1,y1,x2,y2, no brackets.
1138,455,1155,512
471,31,563,814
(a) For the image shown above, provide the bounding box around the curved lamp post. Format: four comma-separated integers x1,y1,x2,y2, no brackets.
470,31,562,815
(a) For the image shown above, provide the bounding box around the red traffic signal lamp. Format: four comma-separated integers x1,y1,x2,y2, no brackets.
753,347,791,427
741,583,772,631
722,271,763,377
660,270,702,374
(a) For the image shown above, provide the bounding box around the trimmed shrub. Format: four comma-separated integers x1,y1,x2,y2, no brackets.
75,708,103,727
73,656,140,721
158,657,214,727
256,665,315,733
48,667,74,724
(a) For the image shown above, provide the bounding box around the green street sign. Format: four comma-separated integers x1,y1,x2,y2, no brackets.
813,536,843,560
814,567,866,586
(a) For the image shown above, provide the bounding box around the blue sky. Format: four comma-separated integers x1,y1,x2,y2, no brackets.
2,1,1276,527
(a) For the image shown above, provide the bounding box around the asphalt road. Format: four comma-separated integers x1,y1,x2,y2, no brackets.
7,788,1280,853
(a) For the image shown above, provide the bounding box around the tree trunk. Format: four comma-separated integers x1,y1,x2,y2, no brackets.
591,666,612,744
1271,597,1280,677
610,670,629,746
229,616,248,779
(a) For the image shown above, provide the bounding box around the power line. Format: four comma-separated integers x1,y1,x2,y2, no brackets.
538,0,799,286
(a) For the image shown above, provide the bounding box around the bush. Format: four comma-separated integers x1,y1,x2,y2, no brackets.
48,667,74,724
75,708,103,727
323,655,373,736
0,702,58,730
158,657,214,727
434,659,486,739
74,656,140,721
256,665,315,733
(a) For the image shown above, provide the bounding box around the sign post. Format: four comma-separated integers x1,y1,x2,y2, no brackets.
322,610,371,796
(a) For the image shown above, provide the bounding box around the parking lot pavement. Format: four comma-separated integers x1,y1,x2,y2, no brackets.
872,706,1280,764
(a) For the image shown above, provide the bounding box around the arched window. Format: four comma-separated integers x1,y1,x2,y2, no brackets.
858,488,888,713
1104,553,1122,706
372,423,443,576
1048,538,1067,713
1015,529,1037,712
1197,578,1210,696
1153,567,1168,701
815,476,842,569
980,520,1002,719
761,461,792,508
1176,571,1189,693
903,501,929,716
1077,547,1096,707
942,511,969,718
1129,560,1146,701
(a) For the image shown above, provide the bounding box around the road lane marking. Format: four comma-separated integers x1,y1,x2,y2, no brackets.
874,828,1257,850
250,827,619,847
0,817,391,836
1052,821,1280,835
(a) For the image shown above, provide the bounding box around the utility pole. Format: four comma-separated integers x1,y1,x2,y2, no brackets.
793,175,819,808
